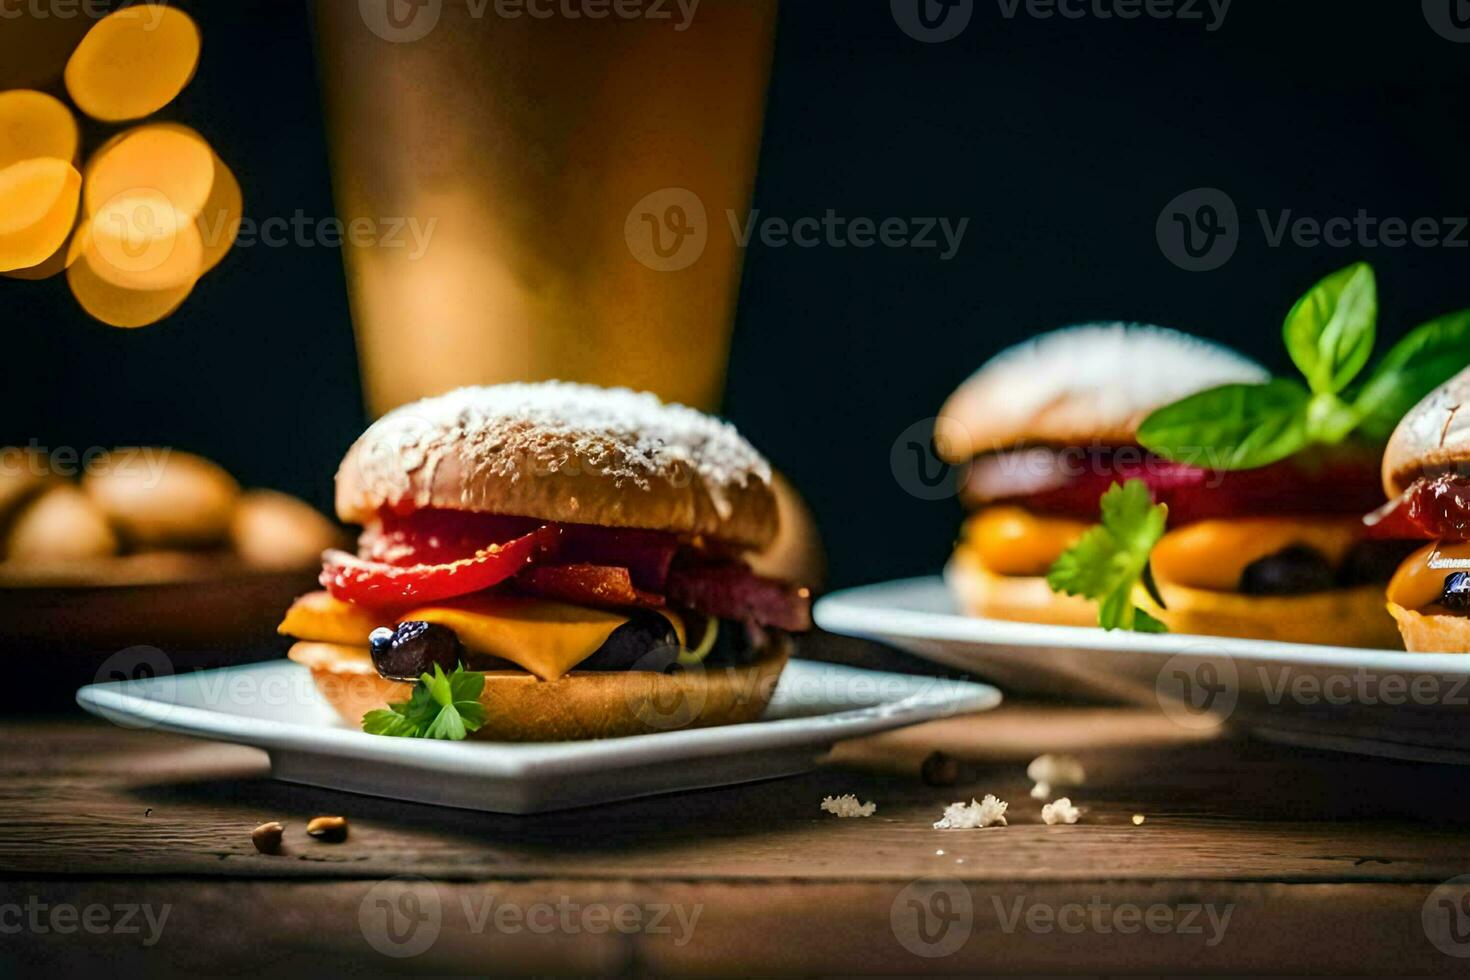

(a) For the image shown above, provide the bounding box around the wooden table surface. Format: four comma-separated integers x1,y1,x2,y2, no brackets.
6,700,1470,975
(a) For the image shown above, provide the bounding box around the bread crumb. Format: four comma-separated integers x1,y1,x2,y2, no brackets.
934,794,1008,829
820,794,876,818
1132,814,1146,826
1041,798,1081,825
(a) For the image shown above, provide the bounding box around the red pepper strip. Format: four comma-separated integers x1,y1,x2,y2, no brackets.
518,563,666,609
362,510,544,567
320,525,560,607
664,563,812,632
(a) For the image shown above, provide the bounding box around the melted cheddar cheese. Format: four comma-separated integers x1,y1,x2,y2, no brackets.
959,506,1092,577
1150,517,1364,592
278,590,686,681
1387,541,1470,612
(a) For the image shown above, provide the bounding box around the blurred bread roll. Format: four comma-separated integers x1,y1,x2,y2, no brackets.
4,484,118,560
83,448,239,548
747,471,825,591
229,489,343,570
0,447,52,525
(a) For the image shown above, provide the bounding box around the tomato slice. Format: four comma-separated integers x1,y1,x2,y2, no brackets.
320,525,560,607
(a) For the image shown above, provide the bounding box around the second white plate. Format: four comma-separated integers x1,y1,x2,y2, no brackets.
816,577,1470,763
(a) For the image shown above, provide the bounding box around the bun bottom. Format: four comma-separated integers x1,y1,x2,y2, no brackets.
1388,603,1470,653
947,549,1401,648
289,638,792,741
1145,580,1400,649
944,552,1098,627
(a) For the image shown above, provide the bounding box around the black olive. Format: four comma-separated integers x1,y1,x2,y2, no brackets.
1442,572,1470,612
1238,546,1335,596
577,611,681,673
369,621,464,681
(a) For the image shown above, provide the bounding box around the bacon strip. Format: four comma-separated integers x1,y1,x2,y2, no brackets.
968,446,1384,526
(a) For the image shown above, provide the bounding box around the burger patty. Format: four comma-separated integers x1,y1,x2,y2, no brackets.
369,611,775,681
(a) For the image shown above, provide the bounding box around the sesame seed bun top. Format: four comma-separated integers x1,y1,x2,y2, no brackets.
934,323,1268,463
335,382,778,550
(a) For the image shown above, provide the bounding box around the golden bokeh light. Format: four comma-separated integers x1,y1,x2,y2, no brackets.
86,189,204,292
84,123,215,218
196,153,242,275
1,225,77,281
0,90,79,168
64,6,201,123
67,250,194,329
6,7,238,327
0,157,81,272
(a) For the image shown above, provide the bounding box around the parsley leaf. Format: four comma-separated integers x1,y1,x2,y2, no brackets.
362,663,486,740
1047,480,1169,632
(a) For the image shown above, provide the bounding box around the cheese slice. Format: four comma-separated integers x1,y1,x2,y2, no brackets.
961,506,1092,577
1151,517,1364,592
1388,541,1470,612
277,590,686,681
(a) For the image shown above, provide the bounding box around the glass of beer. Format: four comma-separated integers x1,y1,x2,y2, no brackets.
312,0,779,416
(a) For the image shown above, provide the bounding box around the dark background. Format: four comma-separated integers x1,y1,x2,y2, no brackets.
7,1,1469,591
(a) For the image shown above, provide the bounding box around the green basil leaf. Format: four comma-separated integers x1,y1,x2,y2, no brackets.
1136,380,1312,470
1282,262,1377,395
1353,309,1470,440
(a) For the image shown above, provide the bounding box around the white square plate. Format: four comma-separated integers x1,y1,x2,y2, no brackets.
816,577,1470,763
75,657,1000,812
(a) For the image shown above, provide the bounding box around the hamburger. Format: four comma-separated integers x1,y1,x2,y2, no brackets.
1373,367,1470,651
279,382,812,741
936,324,1403,647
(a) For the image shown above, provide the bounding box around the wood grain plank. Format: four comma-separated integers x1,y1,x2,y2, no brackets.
7,709,1470,884
0,878,1462,975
